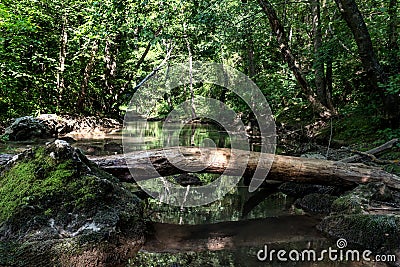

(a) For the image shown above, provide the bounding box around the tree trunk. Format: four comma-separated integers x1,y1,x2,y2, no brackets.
385,0,400,127
248,38,256,78
322,0,334,105
119,27,161,97
185,37,196,119
77,39,99,111
388,0,399,73
119,39,152,95
89,147,400,190
334,0,400,126
257,0,335,117
334,0,386,88
311,0,334,111
325,53,333,105
104,36,119,113
57,13,68,109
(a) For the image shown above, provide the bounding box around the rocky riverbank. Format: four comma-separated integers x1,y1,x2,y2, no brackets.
0,141,145,266
1,114,121,141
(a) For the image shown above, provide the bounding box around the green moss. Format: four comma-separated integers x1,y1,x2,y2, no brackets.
0,162,35,221
319,214,400,251
331,194,364,214
0,142,145,266
0,146,112,223
0,134,9,142
296,193,337,214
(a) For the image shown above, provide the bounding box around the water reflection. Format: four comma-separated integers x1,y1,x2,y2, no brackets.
144,184,293,225
0,121,261,156
123,121,240,152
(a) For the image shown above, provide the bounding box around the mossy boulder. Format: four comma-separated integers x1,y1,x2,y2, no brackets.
295,193,337,214
3,116,54,141
318,183,400,254
0,140,145,266
318,214,400,252
278,182,343,198
330,183,394,215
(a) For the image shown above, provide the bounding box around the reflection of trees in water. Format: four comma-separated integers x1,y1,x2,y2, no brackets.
125,121,232,150
143,185,292,225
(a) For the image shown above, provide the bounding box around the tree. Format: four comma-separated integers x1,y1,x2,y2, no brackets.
334,0,400,126
311,0,334,111
257,0,336,117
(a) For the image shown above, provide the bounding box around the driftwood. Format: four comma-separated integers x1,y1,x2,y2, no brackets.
340,138,399,163
90,147,400,190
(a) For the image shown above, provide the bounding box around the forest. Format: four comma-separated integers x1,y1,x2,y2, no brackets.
1,0,399,132
1,0,400,266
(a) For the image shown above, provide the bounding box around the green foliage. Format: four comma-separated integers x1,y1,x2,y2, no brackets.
0,0,399,138
382,74,400,95
377,128,400,141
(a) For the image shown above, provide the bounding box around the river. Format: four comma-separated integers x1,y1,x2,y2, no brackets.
0,121,384,267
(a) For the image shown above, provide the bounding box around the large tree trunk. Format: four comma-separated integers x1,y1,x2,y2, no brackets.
334,0,386,88
335,0,400,126
257,0,335,117
104,40,116,95
119,28,162,97
104,36,119,114
89,147,400,190
311,0,335,111
386,0,400,127
185,35,196,119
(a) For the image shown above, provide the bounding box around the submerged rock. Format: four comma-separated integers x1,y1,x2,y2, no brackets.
278,182,344,197
0,140,145,266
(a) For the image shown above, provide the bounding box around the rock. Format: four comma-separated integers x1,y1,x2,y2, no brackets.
331,183,394,215
295,193,337,214
318,183,400,255
3,116,53,141
0,141,145,266
371,183,394,202
0,154,13,166
300,152,326,159
58,136,77,144
104,142,122,154
173,173,203,186
2,114,122,141
318,214,400,252
279,182,343,197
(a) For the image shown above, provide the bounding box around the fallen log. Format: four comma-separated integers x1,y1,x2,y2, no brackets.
340,138,399,163
89,147,400,190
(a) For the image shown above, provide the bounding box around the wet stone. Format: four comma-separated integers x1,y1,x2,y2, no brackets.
0,140,145,266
